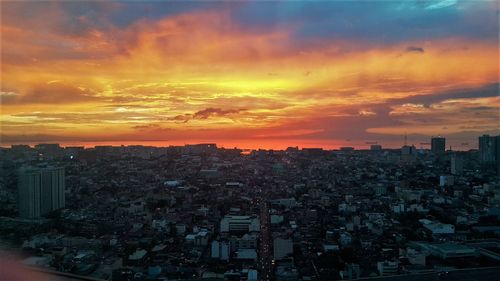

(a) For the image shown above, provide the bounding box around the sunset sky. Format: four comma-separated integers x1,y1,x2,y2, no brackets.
1,0,499,149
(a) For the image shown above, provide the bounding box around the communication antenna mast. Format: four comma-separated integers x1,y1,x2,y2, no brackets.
404,132,408,146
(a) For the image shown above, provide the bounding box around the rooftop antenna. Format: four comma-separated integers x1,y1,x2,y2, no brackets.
404,132,408,146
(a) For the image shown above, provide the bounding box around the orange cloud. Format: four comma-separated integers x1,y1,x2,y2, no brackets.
1,8,498,147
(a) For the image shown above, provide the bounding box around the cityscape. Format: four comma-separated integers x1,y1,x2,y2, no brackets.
1,136,500,281
1,1,500,281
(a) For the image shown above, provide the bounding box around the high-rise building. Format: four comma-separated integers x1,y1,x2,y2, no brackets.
451,153,463,175
18,169,41,219
431,137,446,155
479,135,496,163
18,166,65,219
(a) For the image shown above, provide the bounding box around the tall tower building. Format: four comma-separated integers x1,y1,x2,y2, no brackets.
18,166,65,219
451,153,463,175
18,169,42,219
431,136,446,155
479,135,495,163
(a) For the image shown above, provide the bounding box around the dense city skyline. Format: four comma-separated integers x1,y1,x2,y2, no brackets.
2,2,500,280
1,1,499,149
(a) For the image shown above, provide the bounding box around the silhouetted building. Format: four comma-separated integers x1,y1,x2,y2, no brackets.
34,143,63,159
401,145,417,162
431,137,446,155
451,153,463,175
302,148,324,156
18,166,65,219
184,143,217,154
479,135,496,163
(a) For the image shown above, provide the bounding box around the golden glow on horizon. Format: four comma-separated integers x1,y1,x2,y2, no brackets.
1,9,499,145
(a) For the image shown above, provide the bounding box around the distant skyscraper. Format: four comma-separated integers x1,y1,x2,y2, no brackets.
18,166,65,219
479,135,496,163
431,136,446,155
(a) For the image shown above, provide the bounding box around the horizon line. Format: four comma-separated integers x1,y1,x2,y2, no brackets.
0,140,481,152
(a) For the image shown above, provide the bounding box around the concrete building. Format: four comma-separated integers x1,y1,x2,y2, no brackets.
220,241,230,261
431,137,446,155
401,145,417,162
377,261,398,276
428,243,478,259
233,233,257,249
211,241,220,259
413,242,478,259
235,249,257,260
271,198,297,208
451,153,464,175
373,184,387,196
18,166,65,219
34,143,63,159
340,263,361,280
422,221,455,235
479,135,496,163
439,175,455,187
273,238,293,259
220,215,260,233
211,240,230,261
184,143,217,154
248,269,258,281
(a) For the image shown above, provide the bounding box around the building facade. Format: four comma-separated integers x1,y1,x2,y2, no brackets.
18,166,65,219
431,137,446,155
479,134,500,171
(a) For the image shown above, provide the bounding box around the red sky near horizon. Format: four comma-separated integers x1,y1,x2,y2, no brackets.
1,1,499,149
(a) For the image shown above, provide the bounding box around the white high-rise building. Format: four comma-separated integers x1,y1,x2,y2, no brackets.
18,166,65,219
